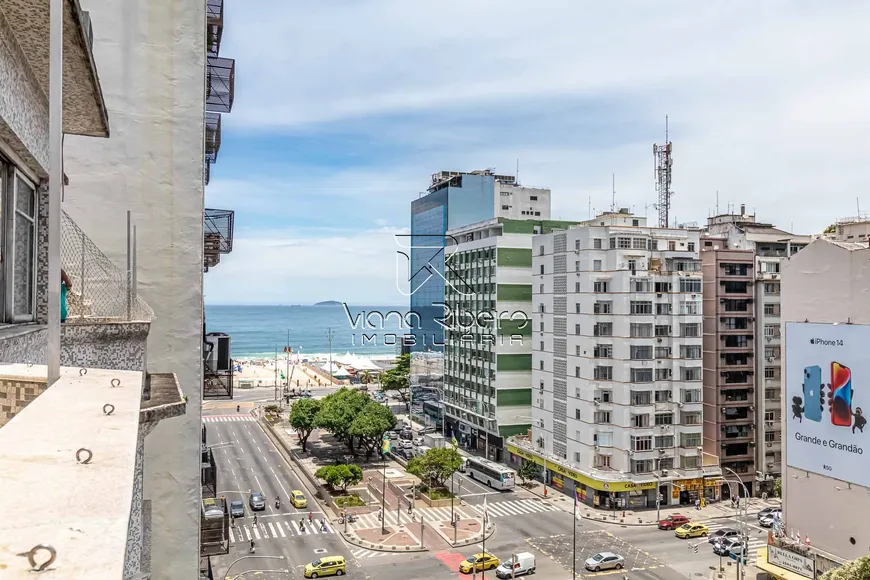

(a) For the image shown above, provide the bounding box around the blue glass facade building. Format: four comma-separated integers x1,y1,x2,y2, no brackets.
409,172,496,352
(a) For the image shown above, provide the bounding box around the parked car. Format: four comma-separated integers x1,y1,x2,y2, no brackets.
400,440,413,450
399,431,413,441
230,500,245,518
418,426,437,435
713,538,746,557
388,431,399,440
495,552,536,578
675,523,709,539
249,491,266,511
584,552,625,572
708,527,741,544
413,437,424,446
658,514,690,530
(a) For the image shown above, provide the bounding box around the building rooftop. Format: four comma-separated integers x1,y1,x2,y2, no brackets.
0,364,145,578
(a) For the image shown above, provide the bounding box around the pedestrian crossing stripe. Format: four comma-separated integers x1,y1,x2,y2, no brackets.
202,416,256,423
351,548,390,559
466,499,559,518
229,518,334,543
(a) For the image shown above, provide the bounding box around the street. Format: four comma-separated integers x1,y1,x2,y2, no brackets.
204,393,767,580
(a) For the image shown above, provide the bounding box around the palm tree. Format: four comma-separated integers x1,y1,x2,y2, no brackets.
360,371,371,385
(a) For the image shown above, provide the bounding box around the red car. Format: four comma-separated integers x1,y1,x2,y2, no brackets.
658,514,690,530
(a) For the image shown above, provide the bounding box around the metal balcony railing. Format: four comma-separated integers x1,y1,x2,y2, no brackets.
200,557,215,580
200,497,230,557
202,447,217,499
206,0,223,56
206,56,235,113
205,112,221,164
204,358,234,399
203,208,234,271
61,211,154,323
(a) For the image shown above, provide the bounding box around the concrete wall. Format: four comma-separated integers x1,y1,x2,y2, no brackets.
59,1,205,577
781,240,870,560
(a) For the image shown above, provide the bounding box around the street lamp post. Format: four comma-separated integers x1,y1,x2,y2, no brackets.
721,468,751,575
222,555,285,580
654,474,661,523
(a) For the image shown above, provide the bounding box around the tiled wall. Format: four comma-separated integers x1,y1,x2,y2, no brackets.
61,322,149,372
35,180,49,324
0,375,48,428
0,326,47,365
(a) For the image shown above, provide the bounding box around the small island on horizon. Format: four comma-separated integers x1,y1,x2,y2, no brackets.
313,300,342,307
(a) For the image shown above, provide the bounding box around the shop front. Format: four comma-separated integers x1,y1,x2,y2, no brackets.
673,476,724,506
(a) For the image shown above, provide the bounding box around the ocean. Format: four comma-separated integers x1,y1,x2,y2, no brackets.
204,304,407,360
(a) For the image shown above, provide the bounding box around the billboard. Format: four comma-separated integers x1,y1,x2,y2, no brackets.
785,323,868,486
767,545,815,579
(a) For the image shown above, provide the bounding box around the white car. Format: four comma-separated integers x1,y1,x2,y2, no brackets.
413,437,424,446
584,552,624,572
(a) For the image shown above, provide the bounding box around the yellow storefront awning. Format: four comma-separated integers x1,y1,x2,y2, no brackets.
755,548,812,580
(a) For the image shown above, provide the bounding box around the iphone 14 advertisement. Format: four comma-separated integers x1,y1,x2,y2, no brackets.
830,362,853,427
802,365,823,422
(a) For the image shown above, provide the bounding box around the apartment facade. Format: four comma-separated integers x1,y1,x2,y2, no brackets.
443,218,580,461
705,206,809,491
511,211,723,510
701,242,757,495
409,170,550,352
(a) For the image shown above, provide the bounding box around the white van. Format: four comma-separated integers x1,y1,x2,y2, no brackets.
495,552,536,578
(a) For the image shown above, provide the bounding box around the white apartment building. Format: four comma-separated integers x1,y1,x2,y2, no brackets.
512,211,723,510
705,206,809,491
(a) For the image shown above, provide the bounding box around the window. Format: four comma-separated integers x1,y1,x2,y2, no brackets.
723,263,750,276
631,414,650,428
631,368,653,383
632,237,647,250
681,433,702,447
631,459,655,473
764,324,781,339
764,283,780,295
681,456,701,469
575,260,581,271
631,345,653,360
594,344,613,358
539,245,545,255
682,412,702,425
594,323,612,337
593,281,608,293
597,390,612,403
682,389,701,403
765,367,776,379
656,303,671,315
594,411,611,424
540,284,544,294
762,261,780,273
574,239,581,250
575,281,581,292
680,301,701,315
764,410,775,422
593,259,602,271
631,390,652,405
631,435,652,451
539,341,544,351
680,323,701,337
655,325,671,337
655,413,674,425
617,237,631,249
655,346,672,359
595,431,613,447
681,367,702,381
594,366,613,380
593,238,602,249
655,435,674,448
630,323,653,338
501,205,510,210
687,242,695,252
764,303,778,316
668,240,676,251
655,390,671,402
593,301,612,314
630,301,653,314
539,303,545,313
655,281,671,293
4,169,37,321
594,454,611,467
540,321,544,332
539,360,544,370
655,368,672,380
530,195,538,201
632,278,651,292
680,345,702,359
679,278,702,293
765,431,775,443
574,323,581,335
540,264,545,275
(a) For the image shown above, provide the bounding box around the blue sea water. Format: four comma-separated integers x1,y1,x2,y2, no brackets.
204,304,408,359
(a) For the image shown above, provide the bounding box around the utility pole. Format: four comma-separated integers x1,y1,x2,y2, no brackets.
274,345,278,402
286,329,291,394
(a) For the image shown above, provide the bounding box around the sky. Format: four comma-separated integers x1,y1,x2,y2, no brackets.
204,0,870,306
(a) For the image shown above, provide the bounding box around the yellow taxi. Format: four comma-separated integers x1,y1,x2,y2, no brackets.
303,556,346,578
291,490,308,509
459,552,499,574
675,522,709,539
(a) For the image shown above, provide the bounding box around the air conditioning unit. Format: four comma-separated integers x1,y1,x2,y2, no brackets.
767,356,775,362
661,469,669,477
766,442,773,448
594,444,600,450
205,332,232,372
628,450,634,456
593,400,600,407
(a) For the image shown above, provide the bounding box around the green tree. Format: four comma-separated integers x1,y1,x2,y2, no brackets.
360,370,371,385
287,398,321,452
349,402,397,461
517,459,541,485
821,556,870,580
381,353,411,406
315,387,370,454
315,464,364,492
823,223,837,234
773,477,782,498
407,446,463,489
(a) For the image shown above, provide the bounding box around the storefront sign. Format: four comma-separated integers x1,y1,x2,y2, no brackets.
507,443,656,492
768,545,815,578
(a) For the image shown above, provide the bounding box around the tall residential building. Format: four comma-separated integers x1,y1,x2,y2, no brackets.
409,170,550,352
443,217,581,461
753,237,870,576
509,211,723,510
705,206,809,492
58,1,237,577
700,241,758,495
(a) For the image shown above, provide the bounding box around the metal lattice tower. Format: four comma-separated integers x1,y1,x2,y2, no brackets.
654,116,673,228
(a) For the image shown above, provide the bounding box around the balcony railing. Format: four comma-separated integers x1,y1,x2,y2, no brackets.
206,0,224,56
204,208,234,271
200,557,215,580
202,447,217,499
205,112,222,164
61,211,154,322
206,56,235,113
204,357,234,399
200,497,230,557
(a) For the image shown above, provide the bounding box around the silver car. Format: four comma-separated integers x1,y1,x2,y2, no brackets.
249,491,266,511
584,552,625,572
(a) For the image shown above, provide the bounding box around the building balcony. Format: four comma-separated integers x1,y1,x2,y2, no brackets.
200,557,215,580
0,364,185,578
204,208,234,271
207,56,235,113
201,497,230,557
206,0,224,56
205,112,222,164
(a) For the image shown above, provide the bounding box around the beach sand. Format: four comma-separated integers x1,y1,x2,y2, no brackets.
232,359,343,387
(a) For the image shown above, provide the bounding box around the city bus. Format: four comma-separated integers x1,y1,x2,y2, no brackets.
465,457,516,490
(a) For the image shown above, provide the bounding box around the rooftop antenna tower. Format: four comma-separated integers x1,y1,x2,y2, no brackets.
654,116,673,228
611,174,616,212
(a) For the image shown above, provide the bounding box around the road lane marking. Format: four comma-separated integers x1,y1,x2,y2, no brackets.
244,526,251,540
252,526,261,540
276,523,286,537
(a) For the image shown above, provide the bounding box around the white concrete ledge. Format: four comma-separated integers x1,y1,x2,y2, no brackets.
0,364,143,578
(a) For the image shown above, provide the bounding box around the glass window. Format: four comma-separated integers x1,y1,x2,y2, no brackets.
6,170,36,321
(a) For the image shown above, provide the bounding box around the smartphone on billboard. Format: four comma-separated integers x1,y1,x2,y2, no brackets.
803,365,823,422
830,362,853,427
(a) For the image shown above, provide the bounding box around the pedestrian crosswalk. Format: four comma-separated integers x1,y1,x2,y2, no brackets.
229,517,334,543
351,547,390,559
705,521,766,564
466,498,560,519
203,415,256,423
